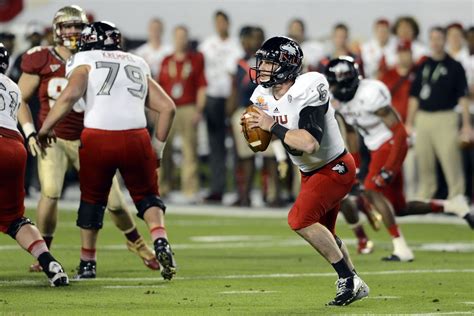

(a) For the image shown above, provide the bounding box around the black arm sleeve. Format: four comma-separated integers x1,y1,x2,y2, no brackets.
298,102,328,143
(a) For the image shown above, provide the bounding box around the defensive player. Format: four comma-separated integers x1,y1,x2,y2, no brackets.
17,5,159,275
325,57,473,260
0,43,69,287
38,21,177,280
245,36,369,306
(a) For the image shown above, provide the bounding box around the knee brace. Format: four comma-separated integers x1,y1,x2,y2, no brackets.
334,235,343,249
77,200,106,229
135,195,166,219
7,217,34,240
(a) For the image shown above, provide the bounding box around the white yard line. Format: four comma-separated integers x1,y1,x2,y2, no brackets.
1,268,472,286
219,290,278,294
102,285,165,289
367,296,401,299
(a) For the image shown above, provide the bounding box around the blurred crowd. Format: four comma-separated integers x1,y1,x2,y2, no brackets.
2,11,473,206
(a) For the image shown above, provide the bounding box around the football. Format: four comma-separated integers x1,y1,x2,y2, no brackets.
241,105,272,152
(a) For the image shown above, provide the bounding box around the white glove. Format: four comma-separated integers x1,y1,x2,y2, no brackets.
22,122,42,157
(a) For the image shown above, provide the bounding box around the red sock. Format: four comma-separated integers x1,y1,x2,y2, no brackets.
353,224,368,241
150,226,167,242
81,247,97,261
43,236,53,249
27,240,49,259
429,200,445,213
388,224,401,238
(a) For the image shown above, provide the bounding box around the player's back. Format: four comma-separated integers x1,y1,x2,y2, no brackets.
0,73,21,134
67,50,150,131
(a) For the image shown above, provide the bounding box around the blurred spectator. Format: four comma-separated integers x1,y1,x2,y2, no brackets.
287,18,324,72
392,16,429,63
380,40,417,199
361,18,397,78
134,18,172,78
466,26,474,91
43,27,54,45
407,26,471,200
446,23,471,78
312,23,364,76
199,10,243,202
228,26,285,207
158,26,207,201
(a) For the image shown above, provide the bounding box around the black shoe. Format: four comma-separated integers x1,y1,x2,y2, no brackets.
154,238,176,280
204,193,222,203
327,275,368,306
43,261,69,287
463,211,474,229
74,260,96,279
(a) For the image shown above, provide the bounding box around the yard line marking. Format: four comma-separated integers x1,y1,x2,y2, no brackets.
367,295,401,299
404,312,473,315
219,290,278,294
102,285,165,289
462,302,474,305
1,269,474,286
190,235,274,242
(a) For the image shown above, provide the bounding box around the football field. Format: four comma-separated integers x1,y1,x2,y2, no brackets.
0,205,473,315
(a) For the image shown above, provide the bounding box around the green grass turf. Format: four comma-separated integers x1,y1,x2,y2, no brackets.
0,208,473,315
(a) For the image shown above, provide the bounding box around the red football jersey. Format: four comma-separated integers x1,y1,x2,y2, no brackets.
21,46,84,140
380,68,415,123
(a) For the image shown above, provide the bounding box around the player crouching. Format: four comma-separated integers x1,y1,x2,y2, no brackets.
37,22,177,280
0,43,68,286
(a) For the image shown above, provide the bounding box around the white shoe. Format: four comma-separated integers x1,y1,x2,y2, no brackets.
444,195,470,218
384,237,414,262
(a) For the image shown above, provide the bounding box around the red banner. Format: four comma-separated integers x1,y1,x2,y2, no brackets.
0,0,23,22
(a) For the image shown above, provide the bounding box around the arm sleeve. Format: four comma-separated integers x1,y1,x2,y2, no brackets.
454,62,468,99
298,102,328,143
196,52,207,88
20,47,48,74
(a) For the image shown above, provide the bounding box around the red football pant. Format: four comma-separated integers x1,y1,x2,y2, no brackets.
289,153,356,232
0,130,26,233
79,128,159,205
364,141,406,213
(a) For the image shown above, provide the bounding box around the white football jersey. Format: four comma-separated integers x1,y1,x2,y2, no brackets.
338,79,393,151
66,50,151,131
250,72,346,172
0,73,21,133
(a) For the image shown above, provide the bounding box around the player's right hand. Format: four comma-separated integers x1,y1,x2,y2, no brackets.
26,133,46,158
277,161,289,179
37,129,57,149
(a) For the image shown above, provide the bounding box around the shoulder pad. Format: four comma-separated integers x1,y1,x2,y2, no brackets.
292,72,330,107
356,79,391,112
20,46,51,74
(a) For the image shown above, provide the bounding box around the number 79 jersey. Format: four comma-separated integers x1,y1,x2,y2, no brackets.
337,79,393,151
66,50,150,130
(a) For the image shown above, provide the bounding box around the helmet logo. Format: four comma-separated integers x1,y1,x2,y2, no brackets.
279,42,299,65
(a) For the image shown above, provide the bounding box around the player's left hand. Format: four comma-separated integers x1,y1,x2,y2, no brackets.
246,106,275,131
372,168,393,188
37,128,57,149
192,110,203,127
277,161,289,179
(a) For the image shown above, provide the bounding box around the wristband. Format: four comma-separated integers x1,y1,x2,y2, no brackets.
271,139,287,162
22,122,36,138
151,137,166,160
270,122,289,141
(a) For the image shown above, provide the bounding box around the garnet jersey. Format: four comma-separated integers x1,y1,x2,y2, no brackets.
0,73,21,133
338,79,393,151
66,50,150,130
250,72,346,172
21,46,84,140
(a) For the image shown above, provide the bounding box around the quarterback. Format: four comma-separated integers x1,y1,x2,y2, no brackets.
0,43,69,286
244,36,369,306
17,6,158,276
38,21,177,280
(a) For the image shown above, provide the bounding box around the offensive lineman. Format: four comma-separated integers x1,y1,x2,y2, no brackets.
38,21,177,280
0,43,69,287
244,36,369,306
17,5,159,275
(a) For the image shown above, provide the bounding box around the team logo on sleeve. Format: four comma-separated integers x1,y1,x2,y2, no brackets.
332,161,348,175
50,64,61,72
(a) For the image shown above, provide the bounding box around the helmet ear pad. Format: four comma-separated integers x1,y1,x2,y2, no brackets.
250,36,303,88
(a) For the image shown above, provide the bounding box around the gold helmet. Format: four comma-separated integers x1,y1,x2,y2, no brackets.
52,5,89,51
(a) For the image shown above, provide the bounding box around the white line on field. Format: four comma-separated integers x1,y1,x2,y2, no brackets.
2,268,471,286
404,312,473,315
102,285,165,289
462,302,474,305
219,290,278,294
367,296,401,299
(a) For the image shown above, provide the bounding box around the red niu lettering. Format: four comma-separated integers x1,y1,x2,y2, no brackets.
273,115,288,124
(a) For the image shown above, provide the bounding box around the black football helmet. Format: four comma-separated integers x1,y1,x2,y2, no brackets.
78,21,121,52
324,56,361,102
0,43,8,74
250,36,303,88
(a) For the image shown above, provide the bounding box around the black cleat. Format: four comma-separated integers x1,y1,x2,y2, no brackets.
327,275,368,306
43,261,69,287
154,238,176,280
463,211,474,229
74,260,96,279
381,254,414,262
